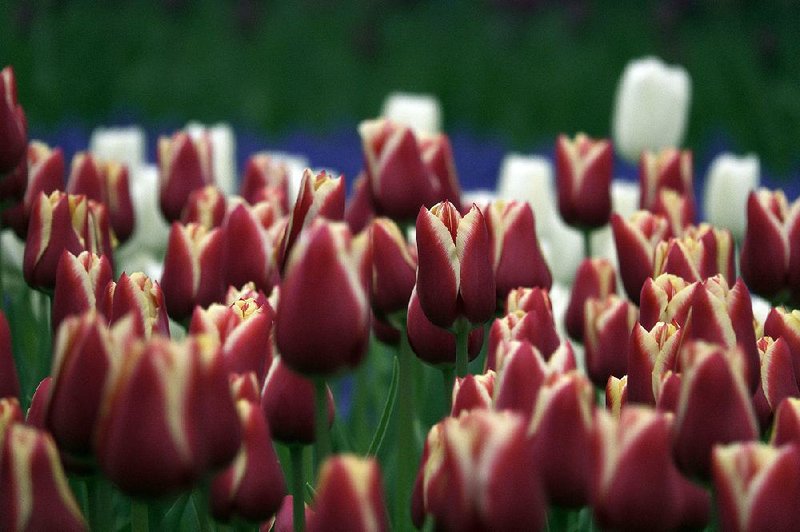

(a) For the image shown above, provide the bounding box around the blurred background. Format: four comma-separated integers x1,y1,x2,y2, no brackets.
1,0,799,187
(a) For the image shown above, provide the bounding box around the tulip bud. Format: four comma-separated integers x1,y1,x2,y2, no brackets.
0,397,23,427
276,221,369,376
181,185,227,229
210,399,286,522
94,335,241,495
0,424,87,531
638,148,693,213
23,191,93,291
764,306,800,388
672,341,759,479
240,153,290,210
0,66,27,173
704,153,760,240
771,397,800,446
221,202,278,294
605,375,627,418
484,200,552,299
0,311,20,399
611,210,670,303
565,258,617,341
486,309,560,370
407,287,484,367
584,295,638,388
419,133,462,207
189,298,273,382
104,271,170,339
555,133,613,229
626,321,682,405
345,171,376,234
638,273,696,330
415,201,495,328
529,372,595,507
359,118,439,220
740,188,800,301
451,371,496,417
279,169,345,270
158,131,213,222
652,224,735,283
370,217,417,317
25,377,52,429
713,442,800,532
492,341,548,417
591,407,709,530
261,355,334,445
161,222,225,321
651,189,694,237
51,250,113,332
612,56,691,162
412,410,544,530
267,495,314,532
753,337,798,429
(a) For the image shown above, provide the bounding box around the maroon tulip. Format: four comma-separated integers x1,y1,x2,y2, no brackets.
639,148,694,214
584,295,638,388
0,65,27,174
771,397,800,446
307,455,390,532
638,273,696,330
261,355,334,445
752,336,798,429
239,153,290,211
411,410,545,531
51,250,113,332
611,210,670,302
565,258,616,341
592,406,709,531
158,131,214,222
493,341,548,417
0,311,20,399
652,223,735,283
451,371,496,416
370,217,417,318
651,189,695,237
504,286,553,315
486,309,560,370
672,341,759,479
181,185,227,229
161,222,225,321
276,220,369,376
712,442,800,532
359,118,438,220
764,306,800,389
484,200,552,299
344,171,375,234
555,133,613,229
25,377,52,429
210,398,286,522
266,496,314,532
0,424,87,531
627,321,682,405
104,271,170,339
94,335,241,495
222,202,278,295
419,132,462,207
605,375,628,417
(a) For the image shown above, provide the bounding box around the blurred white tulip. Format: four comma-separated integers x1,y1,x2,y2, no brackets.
462,188,497,208
611,180,640,219
612,57,691,162
381,92,442,136
89,126,146,172
496,153,558,238
266,151,310,206
186,122,237,195
703,153,760,240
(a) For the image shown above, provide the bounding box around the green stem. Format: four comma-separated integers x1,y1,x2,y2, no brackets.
395,324,416,528
314,378,331,469
290,445,306,532
454,318,470,378
89,476,113,532
131,498,149,532
441,365,455,413
582,228,593,259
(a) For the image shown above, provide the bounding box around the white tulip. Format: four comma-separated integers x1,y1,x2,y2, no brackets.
119,164,169,254
186,122,237,195
611,180,640,219
381,92,442,136
462,188,497,207
265,151,310,207
496,153,558,238
540,219,584,285
89,126,146,172
612,57,691,162
703,153,759,240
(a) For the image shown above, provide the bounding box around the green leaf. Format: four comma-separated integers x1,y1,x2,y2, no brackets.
366,356,400,457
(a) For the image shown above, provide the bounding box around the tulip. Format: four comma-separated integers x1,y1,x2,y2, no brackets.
565,258,616,341
495,154,559,240
261,356,334,445
276,220,369,376
605,375,627,418
638,148,693,213
267,495,314,532
591,407,710,530
23,191,94,291
418,133,461,206
652,223,735,283
411,410,545,530
626,321,680,404
224,281,271,309
180,185,227,229
484,200,552,299
161,222,225,321
0,424,87,531
306,454,390,532
764,306,800,388
704,153,760,240
610,210,670,302
94,335,241,495
0,311,20,399
66,151,135,242
220,202,279,294
381,92,441,136
752,337,798,430
240,152,290,210
555,133,613,229
651,189,694,237
89,125,146,173
210,399,286,522
25,377,52,429
451,371,496,416
0,397,23,427
612,56,691,162
0,66,27,174
345,171,376,234
278,169,345,270
189,298,273,382
504,285,553,314
185,122,236,195
740,188,800,302
672,341,759,479
51,250,113,332
104,271,171,339
492,341,548,417
158,131,213,222
486,309,560,370
407,287,484,367
1,141,65,239
415,201,495,328
370,217,417,318
584,295,638,388
529,371,595,507
713,442,800,532
638,273,696,330
771,397,800,446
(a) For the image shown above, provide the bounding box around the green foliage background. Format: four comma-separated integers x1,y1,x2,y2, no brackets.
2,0,799,171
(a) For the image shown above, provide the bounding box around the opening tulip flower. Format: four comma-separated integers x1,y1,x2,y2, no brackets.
555,133,613,230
